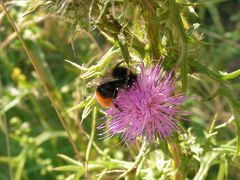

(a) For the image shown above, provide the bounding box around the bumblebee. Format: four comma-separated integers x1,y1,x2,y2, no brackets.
87,63,137,108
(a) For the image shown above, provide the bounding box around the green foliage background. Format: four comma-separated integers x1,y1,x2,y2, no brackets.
0,0,240,179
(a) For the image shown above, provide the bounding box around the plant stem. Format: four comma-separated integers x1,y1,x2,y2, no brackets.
169,142,185,180
168,0,188,92
221,69,240,81
143,0,161,61
85,107,97,177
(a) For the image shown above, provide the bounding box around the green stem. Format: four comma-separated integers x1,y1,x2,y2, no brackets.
221,69,240,80
168,0,188,92
85,107,97,176
180,41,188,92
15,148,28,180
143,0,161,61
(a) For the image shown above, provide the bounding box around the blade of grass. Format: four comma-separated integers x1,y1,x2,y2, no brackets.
0,76,13,180
206,3,224,34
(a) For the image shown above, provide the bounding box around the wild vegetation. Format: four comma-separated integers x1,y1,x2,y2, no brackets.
0,0,240,179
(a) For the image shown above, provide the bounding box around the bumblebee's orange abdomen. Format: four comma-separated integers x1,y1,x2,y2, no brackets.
96,91,114,108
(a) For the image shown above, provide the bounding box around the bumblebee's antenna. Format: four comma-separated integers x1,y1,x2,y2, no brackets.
115,61,125,68
115,60,132,69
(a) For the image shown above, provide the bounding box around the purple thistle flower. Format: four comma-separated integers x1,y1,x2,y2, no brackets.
100,63,186,143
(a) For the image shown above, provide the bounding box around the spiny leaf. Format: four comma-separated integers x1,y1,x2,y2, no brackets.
81,95,96,123
67,95,95,112
65,60,88,71
80,47,119,79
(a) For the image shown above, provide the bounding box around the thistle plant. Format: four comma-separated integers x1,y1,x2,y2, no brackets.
0,0,240,180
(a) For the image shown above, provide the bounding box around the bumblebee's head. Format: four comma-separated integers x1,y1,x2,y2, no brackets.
112,66,129,79
112,64,137,88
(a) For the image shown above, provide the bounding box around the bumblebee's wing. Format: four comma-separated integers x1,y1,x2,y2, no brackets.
86,77,120,88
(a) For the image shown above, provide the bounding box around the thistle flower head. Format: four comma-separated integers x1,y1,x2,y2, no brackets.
100,64,185,143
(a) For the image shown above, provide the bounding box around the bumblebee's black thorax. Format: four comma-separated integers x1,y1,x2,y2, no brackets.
97,66,137,99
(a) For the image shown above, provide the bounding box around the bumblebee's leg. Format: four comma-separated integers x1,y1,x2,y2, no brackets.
112,88,118,98
112,89,123,111
113,102,123,112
